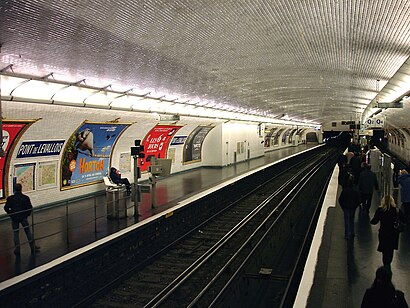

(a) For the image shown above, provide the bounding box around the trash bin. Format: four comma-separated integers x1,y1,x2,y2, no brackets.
106,186,127,219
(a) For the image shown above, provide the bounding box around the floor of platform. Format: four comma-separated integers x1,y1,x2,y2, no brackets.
307,182,410,307
0,145,314,283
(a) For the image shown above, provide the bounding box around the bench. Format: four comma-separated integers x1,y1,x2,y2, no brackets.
103,176,124,189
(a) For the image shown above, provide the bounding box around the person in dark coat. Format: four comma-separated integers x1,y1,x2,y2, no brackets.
338,162,350,189
361,266,408,308
338,176,361,240
370,195,403,268
398,169,410,224
392,157,401,188
358,164,379,212
109,167,131,193
4,183,38,256
337,153,348,168
349,152,362,184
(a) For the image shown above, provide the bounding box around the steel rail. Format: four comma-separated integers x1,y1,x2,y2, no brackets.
195,150,334,307
77,152,320,307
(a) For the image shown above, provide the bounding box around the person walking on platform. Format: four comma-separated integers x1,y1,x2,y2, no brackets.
350,152,362,184
370,195,403,268
4,183,39,256
358,164,379,213
338,176,361,240
337,153,348,168
398,169,410,224
361,266,408,308
338,161,350,189
392,157,401,188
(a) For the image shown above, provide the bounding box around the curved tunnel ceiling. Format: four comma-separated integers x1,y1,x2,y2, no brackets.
1,0,410,126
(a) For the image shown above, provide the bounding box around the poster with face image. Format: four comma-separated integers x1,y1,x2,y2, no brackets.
139,125,181,172
61,122,130,189
0,121,31,199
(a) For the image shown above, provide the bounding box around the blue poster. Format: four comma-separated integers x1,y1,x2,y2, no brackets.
61,122,129,188
171,136,187,145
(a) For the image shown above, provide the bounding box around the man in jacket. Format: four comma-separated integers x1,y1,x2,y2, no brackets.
109,167,131,194
358,164,379,213
398,169,410,223
339,176,361,240
4,183,38,256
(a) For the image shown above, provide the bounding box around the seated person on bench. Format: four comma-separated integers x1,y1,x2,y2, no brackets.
109,167,131,194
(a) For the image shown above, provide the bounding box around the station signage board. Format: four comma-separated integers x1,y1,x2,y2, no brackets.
377,101,403,108
363,117,384,130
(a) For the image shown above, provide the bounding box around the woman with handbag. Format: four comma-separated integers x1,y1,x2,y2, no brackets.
370,195,404,268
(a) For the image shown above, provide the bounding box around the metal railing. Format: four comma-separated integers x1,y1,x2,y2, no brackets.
1,191,135,255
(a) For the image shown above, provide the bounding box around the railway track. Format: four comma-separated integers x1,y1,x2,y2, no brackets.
89,147,338,307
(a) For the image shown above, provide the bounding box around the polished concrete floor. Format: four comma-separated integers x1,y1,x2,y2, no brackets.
0,145,314,283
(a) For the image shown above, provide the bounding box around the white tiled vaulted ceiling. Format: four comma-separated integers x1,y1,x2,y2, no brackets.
1,0,410,126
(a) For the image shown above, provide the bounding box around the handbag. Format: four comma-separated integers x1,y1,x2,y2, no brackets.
393,209,405,233
392,290,408,308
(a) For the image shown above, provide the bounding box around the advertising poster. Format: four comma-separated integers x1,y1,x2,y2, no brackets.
139,125,181,172
1,121,30,199
183,125,214,163
14,163,36,193
61,122,129,189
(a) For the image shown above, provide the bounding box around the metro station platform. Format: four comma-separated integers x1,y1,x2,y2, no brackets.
296,165,410,308
0,144,314,284
2,145,409,308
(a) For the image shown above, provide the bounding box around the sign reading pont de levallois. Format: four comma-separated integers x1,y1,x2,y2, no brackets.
17,140,65,158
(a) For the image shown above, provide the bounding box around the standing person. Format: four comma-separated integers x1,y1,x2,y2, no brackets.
361,266,408,308
337,153,348,168
349,152,362,184
338,162,350,189
4,183,38,256
338,176,361,240
358,164,379,213
392,157,401,188
398,169,410,223
109,167,131,194
370,195,403,268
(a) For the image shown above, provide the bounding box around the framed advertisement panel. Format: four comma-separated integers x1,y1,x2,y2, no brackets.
119,152,131,173
60,121,130,189
14,163,36,193
183,125,214,163
139,125,182,172
37,161,58,190
1,121,34,199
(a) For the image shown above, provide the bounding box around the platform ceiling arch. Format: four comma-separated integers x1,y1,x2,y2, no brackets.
1,0,410,127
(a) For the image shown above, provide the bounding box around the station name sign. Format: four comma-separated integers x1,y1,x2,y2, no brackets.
17,140,65,158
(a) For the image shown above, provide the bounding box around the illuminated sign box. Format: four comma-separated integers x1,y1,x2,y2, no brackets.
377,102,403,108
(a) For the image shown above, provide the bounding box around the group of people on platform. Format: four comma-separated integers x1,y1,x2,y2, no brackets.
336,143,409,307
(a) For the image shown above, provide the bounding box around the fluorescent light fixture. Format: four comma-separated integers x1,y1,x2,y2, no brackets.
84,91,118,106
1,73,319,127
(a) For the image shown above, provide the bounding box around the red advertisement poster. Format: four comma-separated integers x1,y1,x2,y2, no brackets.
1,122,29,199
139,125,181,172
